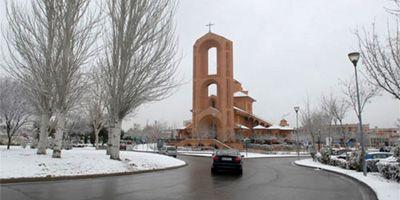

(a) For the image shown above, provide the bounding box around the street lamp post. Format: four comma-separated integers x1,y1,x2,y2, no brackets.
244,137,250,157
294,106,300,160
348,52,367,176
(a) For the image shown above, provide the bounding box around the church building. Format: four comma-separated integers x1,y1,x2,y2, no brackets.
178,32,293,147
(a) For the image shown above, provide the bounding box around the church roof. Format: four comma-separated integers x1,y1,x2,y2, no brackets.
235,124,250,130
233,107,273,127
233,91,255,101
194,32,232,46
234,91,248,97
177,122,192,130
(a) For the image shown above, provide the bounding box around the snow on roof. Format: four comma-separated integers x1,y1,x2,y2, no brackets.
234,91,248,97
234,106,246,112
266,125,280,129
280,126,294,131
266,125,294,131
253,125,267,129
235,124,250,129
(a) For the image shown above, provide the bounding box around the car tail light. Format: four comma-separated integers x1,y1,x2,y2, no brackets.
234,156,241,162
212,155,218,161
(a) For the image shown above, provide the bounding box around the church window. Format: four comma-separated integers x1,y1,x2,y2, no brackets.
208,47,217,75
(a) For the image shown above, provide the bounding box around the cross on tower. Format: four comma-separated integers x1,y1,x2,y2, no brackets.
206,22,214,33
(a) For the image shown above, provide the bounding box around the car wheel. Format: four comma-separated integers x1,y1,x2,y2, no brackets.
237,168,243,176
211,168,217,175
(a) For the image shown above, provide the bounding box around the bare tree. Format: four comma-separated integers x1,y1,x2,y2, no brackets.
356,1,400,100
0,77,31,149
82,70,107,150
321,93,349,146
50,0,99,158
3,0,59,154
3,0,98,157
341,77,379,117
301,97,332,153
64,111,91,147
142,121,169,140
101,0,179,160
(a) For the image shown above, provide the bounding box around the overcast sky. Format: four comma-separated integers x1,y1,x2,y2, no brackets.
0,0,399,130
126,0,399,130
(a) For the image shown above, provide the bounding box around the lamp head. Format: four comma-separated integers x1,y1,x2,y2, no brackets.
348,52,360,67
294,106,300,112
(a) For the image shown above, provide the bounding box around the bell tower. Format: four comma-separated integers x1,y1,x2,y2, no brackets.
192,32,235,142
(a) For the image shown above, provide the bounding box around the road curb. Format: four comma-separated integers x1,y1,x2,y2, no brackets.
0,162,187,184
293,161,378,200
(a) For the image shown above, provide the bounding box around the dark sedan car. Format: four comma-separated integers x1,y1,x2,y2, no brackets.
211,149,243,175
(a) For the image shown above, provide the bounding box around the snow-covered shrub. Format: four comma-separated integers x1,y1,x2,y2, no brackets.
310,148,317,161
281,144,295,151
262,145,273,151
329,157,349,169
348,150,363,171
337,158,349,169
393,145,400,162
377,157,400,182
366,159,379,172
329,157,339,166
318,148,331,164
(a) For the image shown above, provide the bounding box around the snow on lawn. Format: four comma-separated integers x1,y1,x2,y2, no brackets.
295,158,399,200
179,151,309,158
0,146,185,179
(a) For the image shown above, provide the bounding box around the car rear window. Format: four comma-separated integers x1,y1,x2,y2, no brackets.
216,149,239,156
167,147,176,151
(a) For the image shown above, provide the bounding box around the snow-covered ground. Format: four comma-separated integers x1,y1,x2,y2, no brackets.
295,158,399,200
0,146,185,179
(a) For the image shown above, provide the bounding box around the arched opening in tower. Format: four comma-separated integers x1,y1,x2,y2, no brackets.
198,115,220,139
207,83,217,108
208,47,217,75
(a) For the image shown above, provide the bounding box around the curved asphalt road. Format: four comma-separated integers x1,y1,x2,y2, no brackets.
1,156,376,200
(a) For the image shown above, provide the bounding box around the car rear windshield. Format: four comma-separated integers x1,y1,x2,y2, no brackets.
216,149,239,156
167,147,176,151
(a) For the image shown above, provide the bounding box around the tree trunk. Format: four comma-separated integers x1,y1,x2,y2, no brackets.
94,127,100,150
31,132,38,149
339,120,346,147
311,134,316,152
7,135,11,150
106,124,111,155
109,119,121,160
52,110,66,158
37,113,50,154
